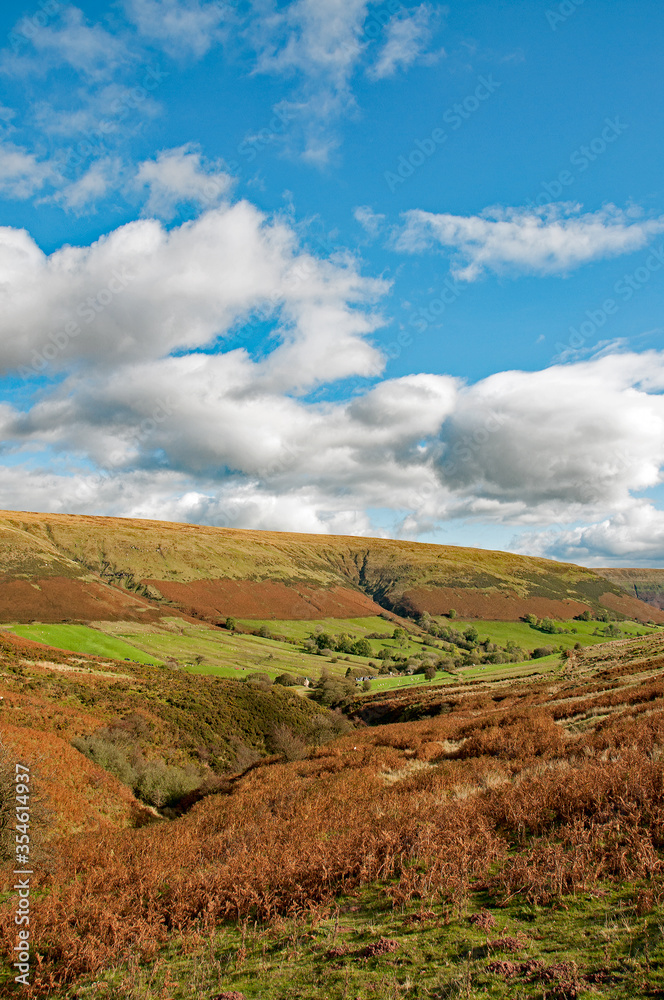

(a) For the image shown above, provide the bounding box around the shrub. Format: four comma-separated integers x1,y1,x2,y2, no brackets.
532,646,554,659
134,761,200,809
246,672,272,688
269,724,307,762
274,672,298,687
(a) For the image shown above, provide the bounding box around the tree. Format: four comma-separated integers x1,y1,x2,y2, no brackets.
424,663,437,681
336,634,354,654
393,628,407,647
352,637,372,657
312,669,355,708
524,614,537,626
362,679,372,692
313,631,335,651
448,609,457,619
464,625,479,644
225,616,237,631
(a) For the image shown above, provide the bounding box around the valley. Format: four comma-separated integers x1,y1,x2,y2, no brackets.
0,511,663,998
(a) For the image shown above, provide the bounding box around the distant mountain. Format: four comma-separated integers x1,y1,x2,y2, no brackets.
0,509,661,624
595,568,664,612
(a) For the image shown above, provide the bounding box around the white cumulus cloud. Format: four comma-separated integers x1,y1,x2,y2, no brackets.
135,145,233,219
515,504,664,566
396,203,664,280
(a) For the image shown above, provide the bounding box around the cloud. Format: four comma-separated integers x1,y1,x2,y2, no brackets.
368,4,441,80
0,200,386,387
2,6,129,80
49,157,122,212
246,1,444,164
123,0,230,58
3,173,664,546
515,504,664,566
436,352,664,518
247,0,369,163
396,203,664,280
0,143,57,199
354,205,385,239
251,0,368,89
135,145,233,219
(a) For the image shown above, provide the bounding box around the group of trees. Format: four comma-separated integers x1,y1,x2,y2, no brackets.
305,631,373,657
414,617,528,666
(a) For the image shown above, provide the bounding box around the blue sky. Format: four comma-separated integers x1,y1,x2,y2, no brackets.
1,0,664,565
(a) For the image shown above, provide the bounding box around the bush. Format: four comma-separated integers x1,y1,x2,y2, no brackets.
274,672,299,687
532,646,555,659
72,732,202,809
351,638,372,657
269,724,307,762
134,761,200,809
71,734,139,787
246,672,272,688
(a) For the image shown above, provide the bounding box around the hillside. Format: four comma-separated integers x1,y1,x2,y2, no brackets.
0,509,661,624
3,631,664,996
597,567,664,611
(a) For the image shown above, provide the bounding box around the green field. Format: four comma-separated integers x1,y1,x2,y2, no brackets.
3,614,648,697
2,622,163,664
235,616,393,640
438,616,657,651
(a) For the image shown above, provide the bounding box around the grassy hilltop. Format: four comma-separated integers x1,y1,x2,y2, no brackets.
0,509,660,623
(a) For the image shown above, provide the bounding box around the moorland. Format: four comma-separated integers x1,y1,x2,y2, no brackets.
0,510,663,998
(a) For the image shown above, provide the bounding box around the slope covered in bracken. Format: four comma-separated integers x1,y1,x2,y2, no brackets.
0,509,660,623
2,632,664,995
